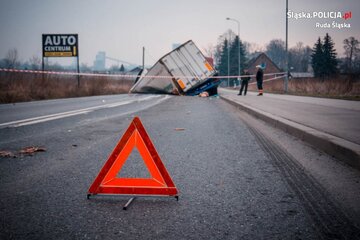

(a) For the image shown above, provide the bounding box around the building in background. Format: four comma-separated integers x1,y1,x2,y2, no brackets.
247,52,281,80
93,51,106,72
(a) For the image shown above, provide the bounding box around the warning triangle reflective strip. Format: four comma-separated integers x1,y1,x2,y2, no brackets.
88,117,178,196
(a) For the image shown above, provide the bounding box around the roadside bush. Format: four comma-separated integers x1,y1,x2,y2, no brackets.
0,72,133,103
246,75,359,99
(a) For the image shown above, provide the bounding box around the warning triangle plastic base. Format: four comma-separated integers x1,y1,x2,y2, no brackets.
88,117,178,196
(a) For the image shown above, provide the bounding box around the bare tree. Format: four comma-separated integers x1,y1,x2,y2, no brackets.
265,39,286,70
217,29,236,45
109,64,120,73
202,43,215,58
80,63,92,73
29,55,41,70
289,42,312,72
244,41,265,55
343,36,360,73
4,48,20,68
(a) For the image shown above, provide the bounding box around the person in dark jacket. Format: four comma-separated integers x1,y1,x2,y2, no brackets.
256,65,264,96
238,69,250,95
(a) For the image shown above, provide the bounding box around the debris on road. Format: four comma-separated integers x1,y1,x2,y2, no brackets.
198,92,209,97
19,146,46,155
0,150,16,158
174,128,186,131
1,147,46,158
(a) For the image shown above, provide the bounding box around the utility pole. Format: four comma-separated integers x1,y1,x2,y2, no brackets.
142,47,145,70
76,55,80,88
284,0,289,93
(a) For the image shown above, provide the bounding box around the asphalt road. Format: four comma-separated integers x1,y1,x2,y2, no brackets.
0,94,359,239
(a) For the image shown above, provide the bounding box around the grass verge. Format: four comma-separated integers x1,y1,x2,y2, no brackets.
0,72,134,103
246,76,360,100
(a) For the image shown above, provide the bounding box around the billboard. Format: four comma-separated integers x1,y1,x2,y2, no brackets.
42,34,78,57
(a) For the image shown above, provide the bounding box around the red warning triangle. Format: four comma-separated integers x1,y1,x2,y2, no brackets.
88,117,178,196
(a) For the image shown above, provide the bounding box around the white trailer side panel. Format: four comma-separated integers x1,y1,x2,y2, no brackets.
130,62,177,94
129,40,216,95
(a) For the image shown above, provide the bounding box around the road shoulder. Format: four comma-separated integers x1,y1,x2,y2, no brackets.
219,90,360,170
219,99,360,227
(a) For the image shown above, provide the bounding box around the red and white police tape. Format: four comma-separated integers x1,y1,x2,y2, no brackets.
0,68,286,81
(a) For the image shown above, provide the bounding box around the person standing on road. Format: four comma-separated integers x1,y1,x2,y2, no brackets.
238,69,250,96
256,65,264,96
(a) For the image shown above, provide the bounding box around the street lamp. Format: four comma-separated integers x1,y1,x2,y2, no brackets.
226,17,241,86
227,33,231,87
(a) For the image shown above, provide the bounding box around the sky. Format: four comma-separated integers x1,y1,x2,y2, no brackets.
0,0,359,68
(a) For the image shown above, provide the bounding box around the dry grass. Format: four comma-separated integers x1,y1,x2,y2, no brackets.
0,72,134,103
247,76,360,100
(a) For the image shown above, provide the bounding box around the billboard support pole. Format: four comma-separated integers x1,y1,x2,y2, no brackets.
42,52,45,82
41,34,44,82
42,57,45,82
42,57,44,72
77,56,80,88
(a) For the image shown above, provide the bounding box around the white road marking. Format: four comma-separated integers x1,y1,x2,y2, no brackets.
0,95,162,128
14,110,92,127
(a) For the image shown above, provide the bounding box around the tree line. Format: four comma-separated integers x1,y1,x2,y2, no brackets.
312,34,360,78
0,50,89,72
2,33,359,80
0,49,127,73
212,29,360,81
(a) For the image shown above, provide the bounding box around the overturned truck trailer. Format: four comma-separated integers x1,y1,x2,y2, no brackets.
130,40,220,96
